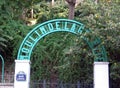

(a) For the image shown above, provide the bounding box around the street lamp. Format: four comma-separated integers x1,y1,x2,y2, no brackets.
0,55,4,83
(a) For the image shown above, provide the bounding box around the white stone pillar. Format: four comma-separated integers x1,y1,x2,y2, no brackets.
94,62,109,88
14,60,31,88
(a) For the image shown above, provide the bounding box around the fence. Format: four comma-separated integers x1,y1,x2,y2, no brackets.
0,75,120,88
0,75,14,83
110,79,120,88
30,80,93,88
30,80,120,88
0,83,13,88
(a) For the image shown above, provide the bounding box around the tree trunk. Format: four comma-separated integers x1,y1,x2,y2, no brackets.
20,8,28,21
30,8,34,19
94,0,98,4
66,0,76,19
51,0,54,7
50,69,58,88
68,4,75,19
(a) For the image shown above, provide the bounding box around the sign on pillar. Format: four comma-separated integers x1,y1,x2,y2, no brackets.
94,62,109,88
14,60,31,88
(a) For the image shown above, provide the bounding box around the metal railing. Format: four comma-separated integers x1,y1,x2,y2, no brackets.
30,80,120,88
110,80,120,88
0,55,4,83
0,83,14,88
0,75,119,88
0,75,14,83
30,80,93,88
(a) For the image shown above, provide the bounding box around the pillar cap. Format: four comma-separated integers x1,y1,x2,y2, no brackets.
15,60,31,63
94,62,109,65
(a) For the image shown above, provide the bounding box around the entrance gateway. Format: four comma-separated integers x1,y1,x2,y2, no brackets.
14,19,109,88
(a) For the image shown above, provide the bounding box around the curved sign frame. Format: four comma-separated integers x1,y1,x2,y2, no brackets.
17,19,107,62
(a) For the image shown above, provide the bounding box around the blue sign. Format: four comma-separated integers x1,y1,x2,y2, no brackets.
16,71,26,81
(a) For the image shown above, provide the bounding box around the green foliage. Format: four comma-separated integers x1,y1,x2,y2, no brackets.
0,0,34,60
33,1,68,23
0,29,7,52
75,0,120,81
31,32,93,82
30,0,120,82
0,0,119,84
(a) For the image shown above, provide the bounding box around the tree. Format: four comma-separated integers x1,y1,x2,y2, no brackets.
0,0,120,86
66,0,76,19
75,0,120,86
51,0,55,6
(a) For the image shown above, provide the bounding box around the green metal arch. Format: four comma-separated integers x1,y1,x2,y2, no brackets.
17,19,108,62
